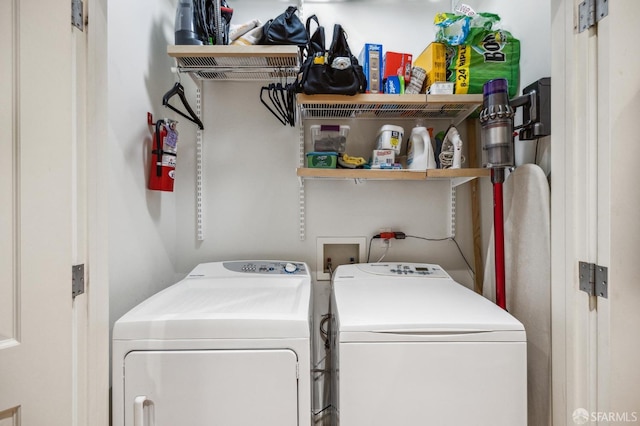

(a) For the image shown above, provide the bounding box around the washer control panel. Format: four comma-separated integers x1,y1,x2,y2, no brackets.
355,263,451,278
223,261,308,275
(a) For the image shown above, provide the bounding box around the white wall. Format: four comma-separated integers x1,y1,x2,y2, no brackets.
108,0,183,332
107,0,551,402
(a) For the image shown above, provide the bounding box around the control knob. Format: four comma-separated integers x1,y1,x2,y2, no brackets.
284,262,298,274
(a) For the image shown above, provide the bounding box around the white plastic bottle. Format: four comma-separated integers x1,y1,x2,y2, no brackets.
407,126,436,170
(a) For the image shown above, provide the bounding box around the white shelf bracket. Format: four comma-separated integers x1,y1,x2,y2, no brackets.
299,180,306,241
195,82,205,241
448,180,458,239
298,116,306,241
451,176,476,188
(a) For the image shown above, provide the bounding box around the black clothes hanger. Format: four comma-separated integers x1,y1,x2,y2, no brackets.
260,81,296,127
162,82,204,130
261,85,287,126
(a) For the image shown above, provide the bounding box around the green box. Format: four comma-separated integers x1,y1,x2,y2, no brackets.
306,152,337,168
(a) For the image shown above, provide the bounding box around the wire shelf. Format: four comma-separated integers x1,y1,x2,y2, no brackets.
168,45,300,81
297,94,482,123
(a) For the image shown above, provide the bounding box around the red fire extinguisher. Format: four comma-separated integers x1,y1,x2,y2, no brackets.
148,116,178,192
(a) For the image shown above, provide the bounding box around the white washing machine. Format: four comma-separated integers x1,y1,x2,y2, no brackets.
331,263,527,426
112,260,312,426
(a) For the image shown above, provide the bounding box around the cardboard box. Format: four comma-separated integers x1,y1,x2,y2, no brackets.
384,76,404,94
428,82,454,95
372,149,395,166
413,42,447,91
358,43,383,93
383,51,413,84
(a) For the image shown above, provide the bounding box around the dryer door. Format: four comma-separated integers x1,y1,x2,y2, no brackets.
123,349,299,426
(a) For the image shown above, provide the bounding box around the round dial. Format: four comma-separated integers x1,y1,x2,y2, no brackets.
284,262,298,273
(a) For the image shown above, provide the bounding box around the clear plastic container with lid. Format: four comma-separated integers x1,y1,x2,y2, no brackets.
311,125,350,153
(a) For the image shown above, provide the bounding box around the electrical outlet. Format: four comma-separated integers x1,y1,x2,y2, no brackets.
379,228,392,247
316,237,366,281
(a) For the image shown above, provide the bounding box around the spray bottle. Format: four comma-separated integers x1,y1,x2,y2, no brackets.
407,126,437,170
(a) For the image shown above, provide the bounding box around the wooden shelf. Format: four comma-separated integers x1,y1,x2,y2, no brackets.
297,93,482,123
167,45,300,80
426,168,491,179
296,167,489,181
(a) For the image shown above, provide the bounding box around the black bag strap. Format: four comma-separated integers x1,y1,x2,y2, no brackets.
304,15,324,58
328,24,351,59
284,5,298,21
305,14,319,35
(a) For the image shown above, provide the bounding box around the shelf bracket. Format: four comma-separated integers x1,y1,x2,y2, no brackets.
299,179,306,241
195,82,205,241
451,176,477,188
448,180,458,238
298,118,306,241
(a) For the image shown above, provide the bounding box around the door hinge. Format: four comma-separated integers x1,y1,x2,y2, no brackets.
72,264,85,298
579,261,608,298
578,0,608,33
71,0,84,31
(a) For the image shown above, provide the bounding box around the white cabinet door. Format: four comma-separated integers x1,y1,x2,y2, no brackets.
552,0,640,424
592,0,640,421
0,0,75,425
124,349,299,426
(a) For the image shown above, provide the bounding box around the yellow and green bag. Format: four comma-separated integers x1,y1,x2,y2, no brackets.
446,28,520,98
435,12,520,98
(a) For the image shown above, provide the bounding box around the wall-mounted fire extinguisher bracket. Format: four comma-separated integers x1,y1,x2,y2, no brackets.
147,112,179,192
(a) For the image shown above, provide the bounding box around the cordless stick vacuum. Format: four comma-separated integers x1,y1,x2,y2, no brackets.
479,79,513,310
479,77,552,310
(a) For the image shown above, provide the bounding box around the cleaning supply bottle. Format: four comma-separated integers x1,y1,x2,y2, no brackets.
407,126,436,170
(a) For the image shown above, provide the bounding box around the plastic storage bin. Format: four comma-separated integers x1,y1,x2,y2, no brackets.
375,125,404,155
311,125,350,153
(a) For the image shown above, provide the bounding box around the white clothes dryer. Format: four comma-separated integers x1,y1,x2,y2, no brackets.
331,263,526,426
112,261,312,426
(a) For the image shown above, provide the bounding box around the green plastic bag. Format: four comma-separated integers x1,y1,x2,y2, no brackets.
434,12,501,46
446,29,520,98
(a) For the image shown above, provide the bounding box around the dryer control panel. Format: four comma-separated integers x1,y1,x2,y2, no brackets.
223,261,308,275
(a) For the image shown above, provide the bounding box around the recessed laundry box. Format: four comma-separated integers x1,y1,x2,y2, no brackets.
331,263,527,426
112,260,312,426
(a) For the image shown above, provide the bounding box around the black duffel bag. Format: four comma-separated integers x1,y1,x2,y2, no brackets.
259,6,308,46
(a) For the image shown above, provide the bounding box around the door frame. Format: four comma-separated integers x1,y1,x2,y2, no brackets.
84,0,110,424
550,0,594,424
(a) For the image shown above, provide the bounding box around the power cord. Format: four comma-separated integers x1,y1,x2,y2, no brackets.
366,232,475,278
367,232,405,262
405,234,475,278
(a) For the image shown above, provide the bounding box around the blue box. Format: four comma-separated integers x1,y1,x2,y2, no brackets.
358,43,383,93
384,76,404,94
